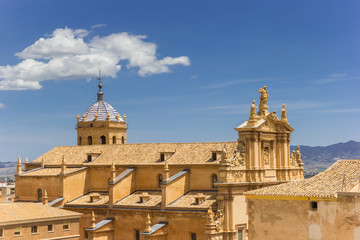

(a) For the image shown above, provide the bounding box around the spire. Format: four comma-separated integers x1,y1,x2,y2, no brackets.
25,157,29,164
16,156,22,175
42,189,48,205
97,70,104,101
144,213,152,233
110,162,116,182
61,155,66,174
164,160,169,182
91,211,96,228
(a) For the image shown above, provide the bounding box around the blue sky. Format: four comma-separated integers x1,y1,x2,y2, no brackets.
0,0,359,162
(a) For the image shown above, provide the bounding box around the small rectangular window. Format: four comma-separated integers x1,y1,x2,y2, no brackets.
310,201,318,211
0,228,3,237
160,153,165,162
191,233,197,240
63,223,70,230
212,153,217,161
48,224,54,232
135,230,140,240
31,225,38,234
14,227,21,236
85,230,89,238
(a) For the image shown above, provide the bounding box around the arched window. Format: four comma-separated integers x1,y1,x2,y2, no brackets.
37,189,42,202
113,136,116,144
100,136,106,145
79,137,82,145
121,136,125,144
158,174,163,188
88,136,92,145
211,174,218,189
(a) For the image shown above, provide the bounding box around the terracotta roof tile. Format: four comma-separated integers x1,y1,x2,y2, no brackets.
32,142,237,166
0,202,81,224
244,159,360,198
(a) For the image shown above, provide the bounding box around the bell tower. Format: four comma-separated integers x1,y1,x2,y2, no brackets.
76,74,127,145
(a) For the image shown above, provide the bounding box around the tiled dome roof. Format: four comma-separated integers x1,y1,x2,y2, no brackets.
80,100,124,122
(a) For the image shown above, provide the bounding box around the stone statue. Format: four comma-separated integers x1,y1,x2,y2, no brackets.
215,209,224,232
249,100,257,120
258,86,268,107
281,104,288,122
290,151,296,166
221,145,227,162
207,206,215,224
295,146,303,166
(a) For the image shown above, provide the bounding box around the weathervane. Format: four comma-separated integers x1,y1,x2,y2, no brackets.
98,70,102,93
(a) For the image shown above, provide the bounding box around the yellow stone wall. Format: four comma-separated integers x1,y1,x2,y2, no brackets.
76,121,127,146
2,218,80,240
15,176,61,202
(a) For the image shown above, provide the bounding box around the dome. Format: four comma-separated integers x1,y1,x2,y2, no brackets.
80,100,124,122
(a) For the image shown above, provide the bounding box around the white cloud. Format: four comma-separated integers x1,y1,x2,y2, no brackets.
0,27,190,90
91,24,107,29
314,73,359,84
0,103,5,108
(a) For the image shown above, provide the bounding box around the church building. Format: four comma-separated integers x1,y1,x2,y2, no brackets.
14,81,304,240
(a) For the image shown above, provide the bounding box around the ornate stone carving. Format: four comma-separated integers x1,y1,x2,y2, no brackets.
264,147,270,165
229,140,246,167
232,171,244,178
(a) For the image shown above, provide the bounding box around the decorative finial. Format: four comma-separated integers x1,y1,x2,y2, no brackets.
82,113,86,122
17,156,21,164
94,112,98,121
25,157,29,164
116,113,120,121
144,213,152,233
124,114,127,121
77,114,80,122
107,112,110,121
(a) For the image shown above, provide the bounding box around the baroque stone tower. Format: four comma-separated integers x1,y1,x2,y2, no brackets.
76,76,127,145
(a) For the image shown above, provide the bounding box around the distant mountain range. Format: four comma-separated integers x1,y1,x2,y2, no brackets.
291,140,360,177
1,141,359,178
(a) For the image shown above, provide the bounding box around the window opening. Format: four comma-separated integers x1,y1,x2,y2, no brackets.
88,136,92,145
37,189,42,202
211,174,218,188
48,224,54,232
31,225,38,234
113,136,116,144
100,135,106,145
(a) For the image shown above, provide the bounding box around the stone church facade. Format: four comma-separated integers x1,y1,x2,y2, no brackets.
15,83,304,240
